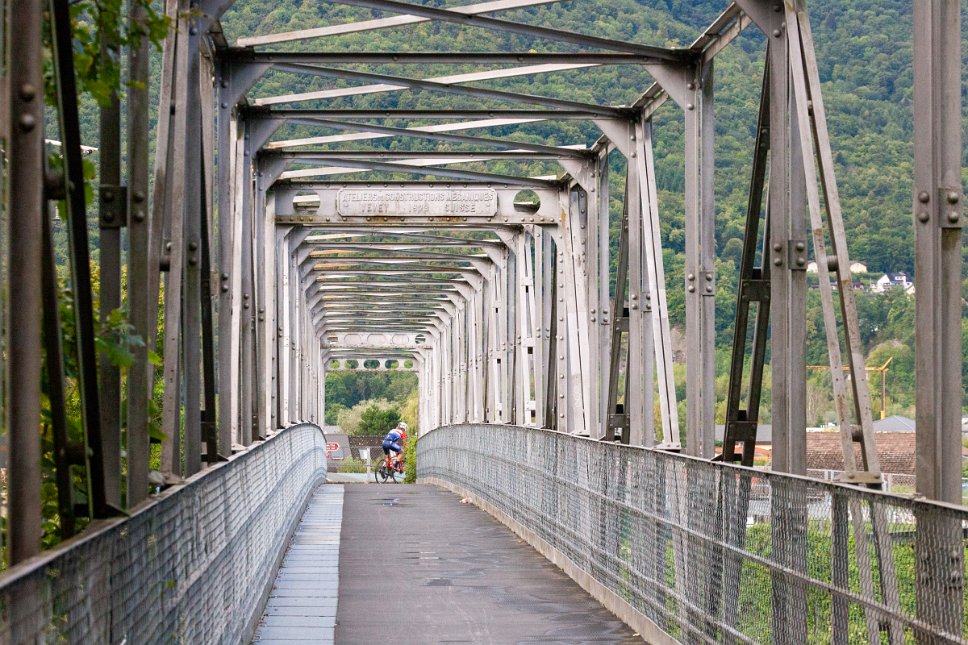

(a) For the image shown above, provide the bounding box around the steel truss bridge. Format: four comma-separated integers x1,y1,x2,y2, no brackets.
0,0,965,643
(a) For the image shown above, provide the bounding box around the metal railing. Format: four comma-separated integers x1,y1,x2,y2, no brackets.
0,423,327,644
419,424,968,644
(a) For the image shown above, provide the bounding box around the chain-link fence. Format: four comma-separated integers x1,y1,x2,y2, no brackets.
420,424,968,644
0,422,327,644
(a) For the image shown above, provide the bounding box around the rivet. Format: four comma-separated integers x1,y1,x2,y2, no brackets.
948,211,960,223
773,29,781,37
20,83,37,101
686,103,695,111
687,82,695,90
705,273,713,281
947,191,959,204
631,304,639,310
221,102,228,109
133,190,146,203
773,258,782,266
797,257,806,266
917,211,930,223
221,273,229,280
188,241,198,251
918,191,930,203
133,209,145,222
795,242,805,251
18,114,36,131
189,26,198,35
705,285,713,293
221,285,229,293
687,286,695,293
630,294,638,300
189,256,198,266
687,273,695,281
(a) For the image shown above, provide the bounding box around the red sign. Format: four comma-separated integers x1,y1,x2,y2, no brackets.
326,442,339,452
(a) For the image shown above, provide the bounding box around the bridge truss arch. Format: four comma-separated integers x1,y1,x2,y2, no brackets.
1,1,965,639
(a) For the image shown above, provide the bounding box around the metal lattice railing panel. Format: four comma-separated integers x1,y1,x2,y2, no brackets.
419,424,968,644
0,423,327,644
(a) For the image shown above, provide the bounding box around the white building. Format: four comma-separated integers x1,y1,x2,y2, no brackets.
871,272,913,293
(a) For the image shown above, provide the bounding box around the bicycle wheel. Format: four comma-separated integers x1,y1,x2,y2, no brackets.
386,467,398,483
374,464,390,483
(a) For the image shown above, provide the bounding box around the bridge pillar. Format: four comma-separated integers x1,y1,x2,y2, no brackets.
912,0,965,637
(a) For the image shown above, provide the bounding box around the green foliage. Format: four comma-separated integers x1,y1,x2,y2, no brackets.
403,434,417,484
360,405,401,436
325,371,417,411
46,0,170,107
335,398,400,436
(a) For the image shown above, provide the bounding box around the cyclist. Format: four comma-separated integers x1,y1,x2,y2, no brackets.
382,421,408,470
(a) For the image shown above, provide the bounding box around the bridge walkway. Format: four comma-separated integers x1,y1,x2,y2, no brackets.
255,483,640,644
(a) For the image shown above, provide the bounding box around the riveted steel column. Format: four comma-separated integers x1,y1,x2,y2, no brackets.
98,22,123,506
182,13,203,475
159,8,190,475
216,65,239,454
912,0,964,508
680,59,716,459
51,0,108,512
638,121,680,447
594,155,611,438
126,0,153,504
6,0,44,565
625,133,653,446
277,227,291,427
913,0,964,637
531,226,548,428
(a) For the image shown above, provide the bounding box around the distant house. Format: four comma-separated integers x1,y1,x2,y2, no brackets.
872,414,915,432
871,272,913,293
714,424,772,463
805,431,915,475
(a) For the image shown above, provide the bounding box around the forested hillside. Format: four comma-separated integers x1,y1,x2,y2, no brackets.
216,0,967,424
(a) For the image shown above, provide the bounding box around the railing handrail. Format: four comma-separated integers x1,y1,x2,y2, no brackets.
0,422,328,645
427,423,968,514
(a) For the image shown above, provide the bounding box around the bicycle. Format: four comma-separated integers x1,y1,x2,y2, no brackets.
374,454,405,483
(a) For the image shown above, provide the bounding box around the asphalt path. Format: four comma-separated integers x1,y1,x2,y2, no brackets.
335,484,641,644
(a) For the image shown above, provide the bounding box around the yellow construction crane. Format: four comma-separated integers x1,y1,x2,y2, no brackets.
807,357,894,419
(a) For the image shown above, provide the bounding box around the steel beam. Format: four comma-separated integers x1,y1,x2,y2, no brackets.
236,0,563,47
98,24,123,507
6,0,44,565
912,0,965,637
126,0,153,505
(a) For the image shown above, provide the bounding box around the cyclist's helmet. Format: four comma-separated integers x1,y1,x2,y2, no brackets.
398,421,408,439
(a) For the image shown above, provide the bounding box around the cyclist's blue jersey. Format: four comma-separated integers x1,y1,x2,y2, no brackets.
384,428,404,443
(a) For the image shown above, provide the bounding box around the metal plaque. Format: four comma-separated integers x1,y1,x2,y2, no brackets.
337,188,498,217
